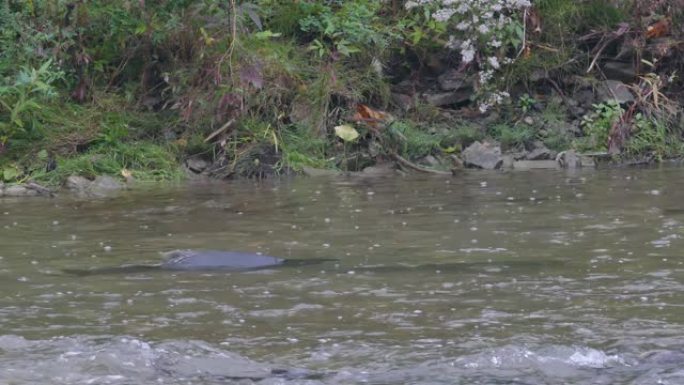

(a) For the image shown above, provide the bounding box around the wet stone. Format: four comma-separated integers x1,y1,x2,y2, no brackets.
513,160,560,170
66,175,91,192
302,167,342,177
4,185,38,197
186,157,210,173
557,150,581,169
526,142,555,160
90,176,124,192
501,155,515,169
462,141,503,170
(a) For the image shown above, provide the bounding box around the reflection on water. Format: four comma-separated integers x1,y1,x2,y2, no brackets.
1,167,684,384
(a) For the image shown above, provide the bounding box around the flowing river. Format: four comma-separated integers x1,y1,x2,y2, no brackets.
1,167,684,384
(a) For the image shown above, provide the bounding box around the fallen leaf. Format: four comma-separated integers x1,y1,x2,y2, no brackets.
646,18,670,39
334,125,359,142
351,104,393,130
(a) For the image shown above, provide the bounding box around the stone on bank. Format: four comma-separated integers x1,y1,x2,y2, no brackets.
462,141,503,170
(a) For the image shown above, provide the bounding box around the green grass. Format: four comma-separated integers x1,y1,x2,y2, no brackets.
624,118,684,160
280,124,332,170
489,123,535,150
32,142,182,186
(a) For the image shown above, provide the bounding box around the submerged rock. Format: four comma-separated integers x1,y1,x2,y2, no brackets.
462,141,503,170
556,150,598,169
557,150,581,169
3,185,38,197
513,160,560,170
90,176,124,192
66,175,91,192
360,163,397,177
301,167,342,177
65,175,125,197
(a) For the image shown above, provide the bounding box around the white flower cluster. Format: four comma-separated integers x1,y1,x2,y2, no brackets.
406,0,532,112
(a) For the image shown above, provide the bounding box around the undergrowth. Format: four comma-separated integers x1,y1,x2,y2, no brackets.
0,0,683,186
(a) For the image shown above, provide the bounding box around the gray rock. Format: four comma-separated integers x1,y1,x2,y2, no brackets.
579,155,597,168
185,157,210,173
449,155,465,170
360,163,396,177
420,155,441,167
558,121,582,136
556,150,581,169
602,61,636,82
90,176,124,193
437,69,466,91
510,151,529,161
597,80,634,104
391,93,414,111
574,89,596,108
0,182,4,197
301,167,341,177
4,185,38,197
526,141,555,160
423,91,470,107
462,141,503,170
391,79,413,94
513,160,559,170
501,154,515,169
66,175,92,191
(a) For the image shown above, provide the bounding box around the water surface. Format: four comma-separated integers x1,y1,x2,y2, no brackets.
1,167,684,384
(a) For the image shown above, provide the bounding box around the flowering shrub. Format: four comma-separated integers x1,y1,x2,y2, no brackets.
404,0,531,112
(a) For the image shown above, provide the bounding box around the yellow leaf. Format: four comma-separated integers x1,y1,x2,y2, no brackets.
334,125,359,142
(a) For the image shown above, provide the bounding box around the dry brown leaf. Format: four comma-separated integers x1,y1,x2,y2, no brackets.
351,104,393,130
646,18,670,39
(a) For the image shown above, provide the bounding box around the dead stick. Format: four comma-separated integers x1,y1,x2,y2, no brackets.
391,153,453,175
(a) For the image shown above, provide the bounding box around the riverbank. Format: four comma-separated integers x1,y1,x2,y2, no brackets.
1,2,682,188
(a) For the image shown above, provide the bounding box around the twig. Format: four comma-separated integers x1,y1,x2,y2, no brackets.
24,182,55,197
516,8,528,58
391,153,452,175
217,0,239,85
204,119,235,143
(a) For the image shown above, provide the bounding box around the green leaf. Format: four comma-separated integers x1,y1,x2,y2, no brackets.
37,149,48,160
134,23,147,35
334,125,359,142
254,30,282,40
3,166,19,182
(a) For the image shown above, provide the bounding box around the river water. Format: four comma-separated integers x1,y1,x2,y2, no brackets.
1,167,684,384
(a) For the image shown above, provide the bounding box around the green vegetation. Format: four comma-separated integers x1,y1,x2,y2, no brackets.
0,0,683,187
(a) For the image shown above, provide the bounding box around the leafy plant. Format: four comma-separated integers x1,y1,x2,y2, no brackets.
0,60,64,145
576,101,624,151
298,1,390,58
518,93,537,114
